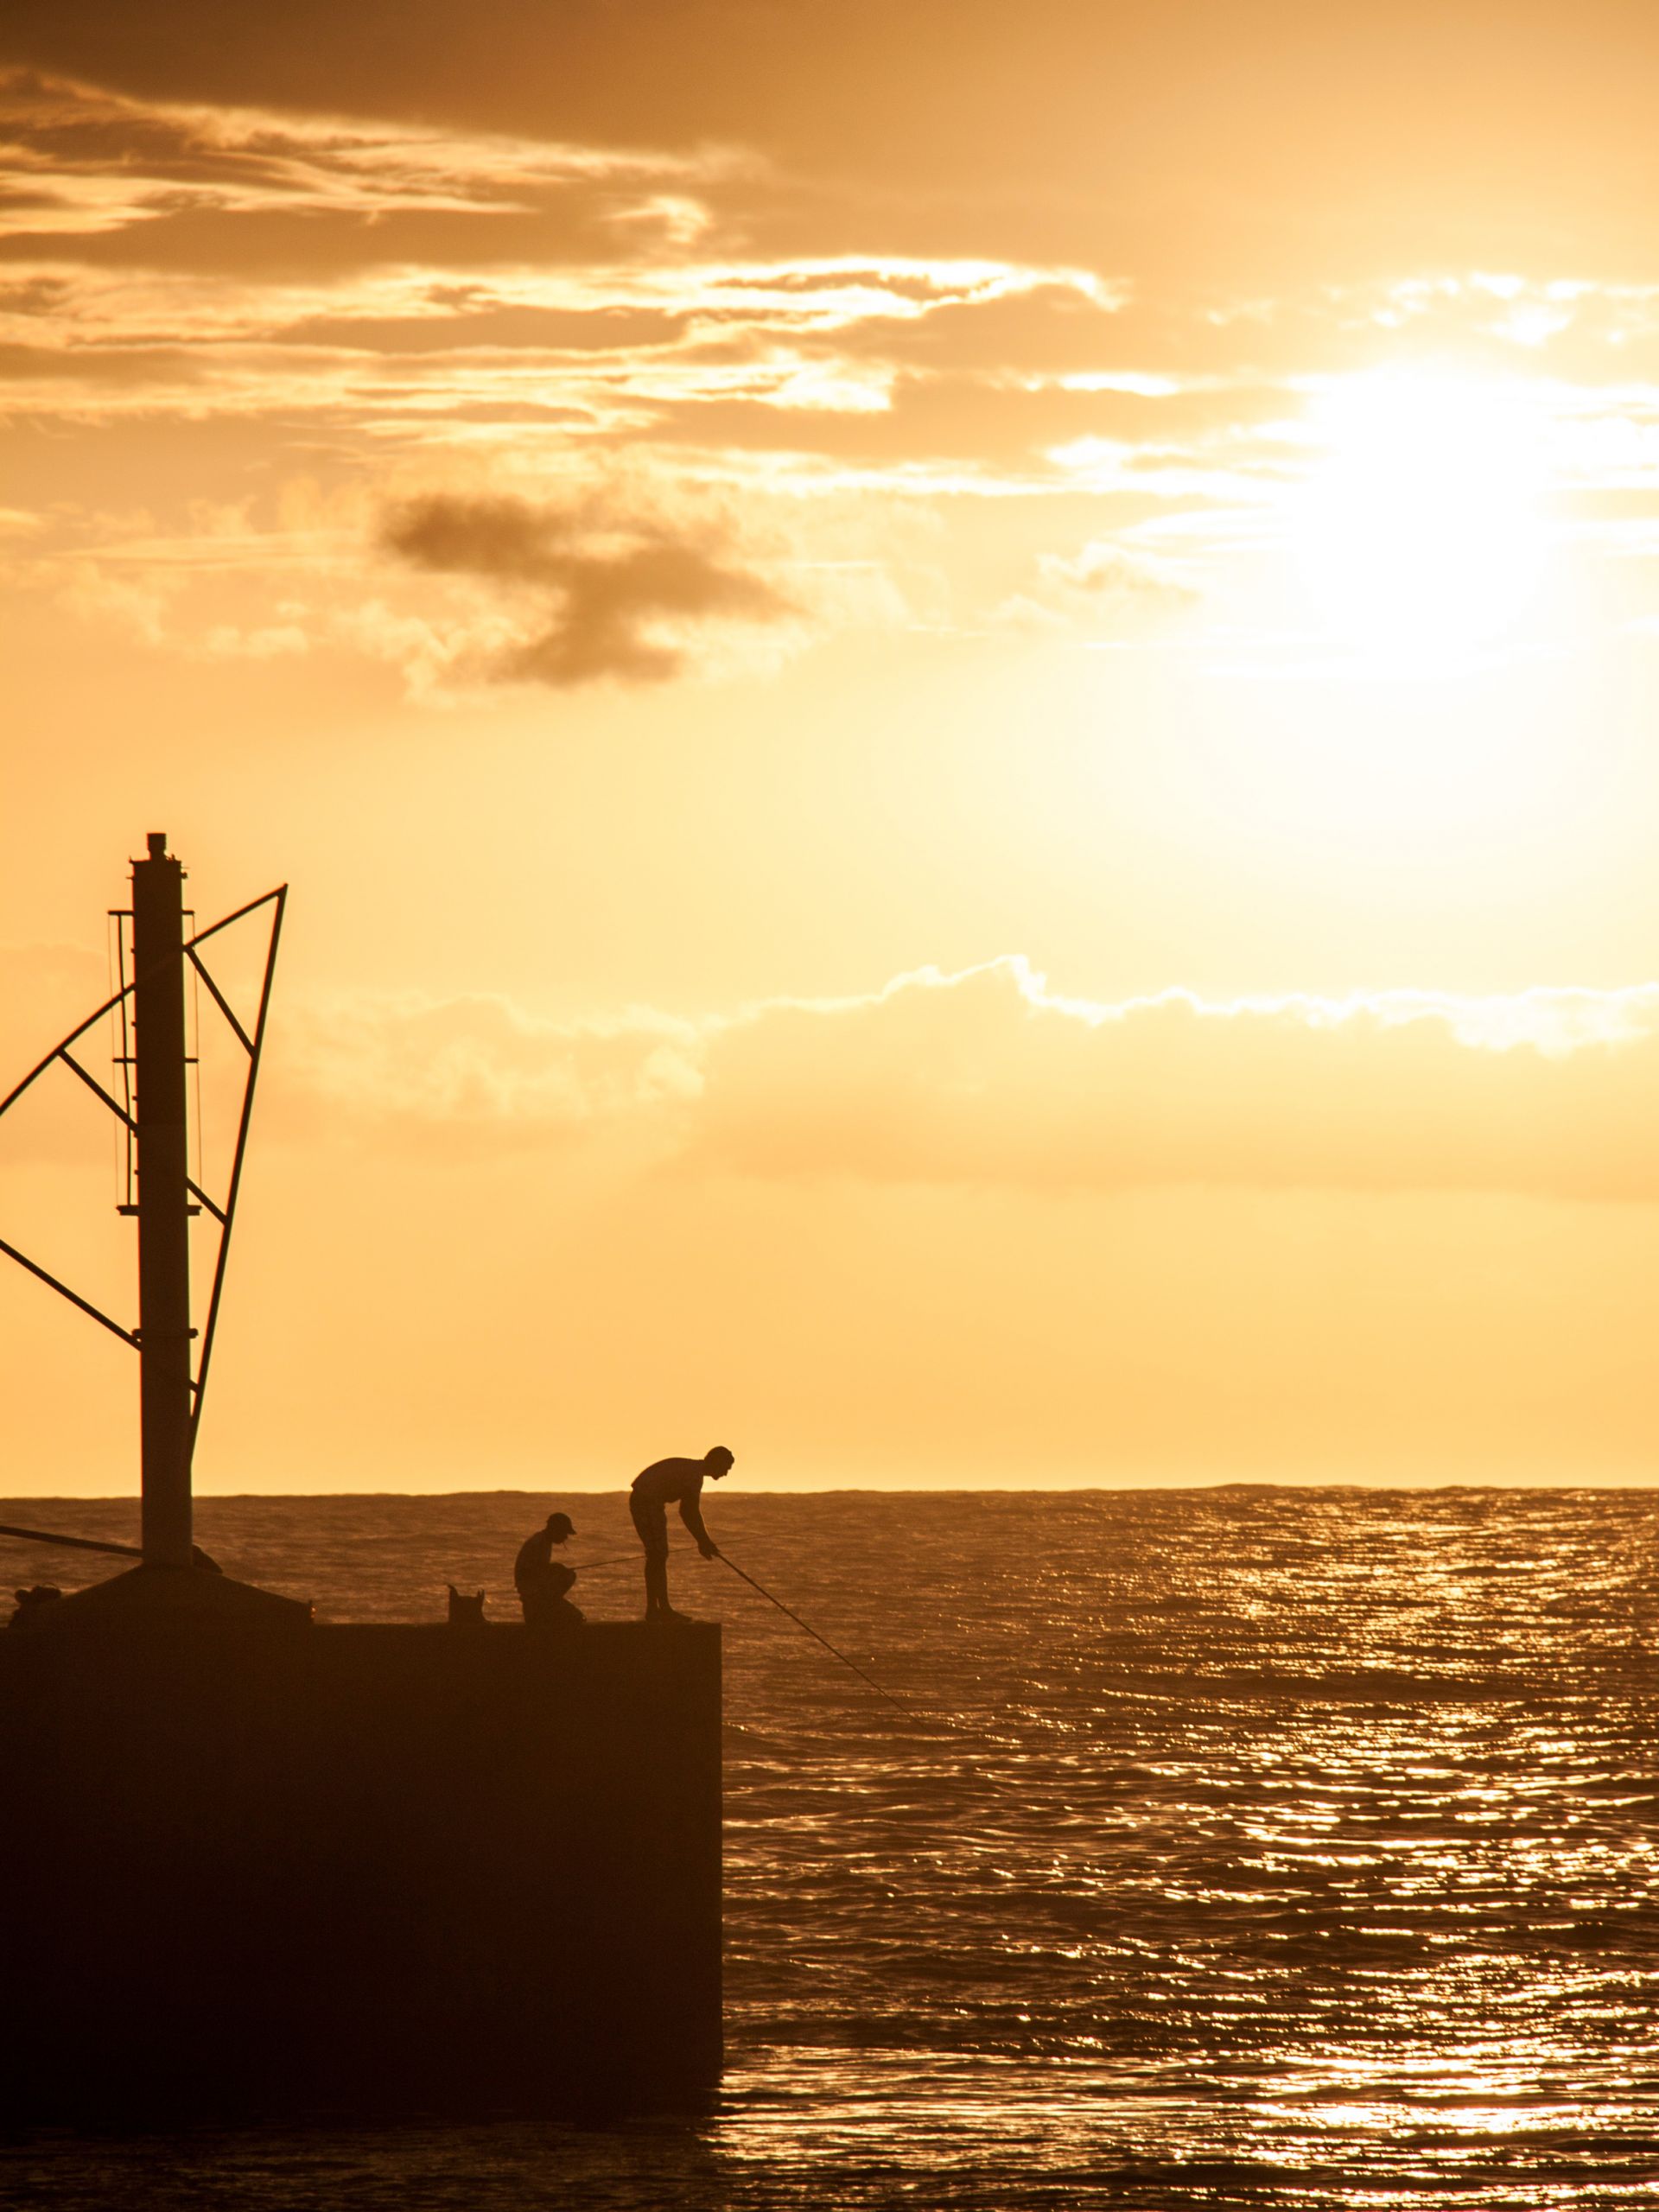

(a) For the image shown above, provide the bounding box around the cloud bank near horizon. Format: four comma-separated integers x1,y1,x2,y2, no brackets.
208,957,1659,1202
10,945,1659,1201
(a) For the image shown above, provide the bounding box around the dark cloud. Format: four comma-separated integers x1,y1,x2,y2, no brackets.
381,493,791,686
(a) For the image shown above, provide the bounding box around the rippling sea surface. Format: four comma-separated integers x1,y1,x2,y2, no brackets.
5,1485,1659,2209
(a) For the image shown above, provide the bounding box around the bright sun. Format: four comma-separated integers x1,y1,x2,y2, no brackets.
1292,368,1551,664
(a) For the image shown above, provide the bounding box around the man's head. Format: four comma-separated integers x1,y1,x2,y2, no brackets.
704,1446,734,1480
546,1511,575,1541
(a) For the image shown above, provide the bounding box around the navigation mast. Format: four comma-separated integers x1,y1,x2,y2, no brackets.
133,832,194,1568
0,830,290,1611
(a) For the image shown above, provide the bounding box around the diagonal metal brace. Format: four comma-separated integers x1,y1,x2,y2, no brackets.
0,1235,137,1347
0,881,283,1396
59,1046,137,1135
185,945,254,1057
58,1048,226,1224
188,884,285,1452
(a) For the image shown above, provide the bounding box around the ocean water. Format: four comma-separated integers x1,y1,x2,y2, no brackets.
3,1485,1659,2209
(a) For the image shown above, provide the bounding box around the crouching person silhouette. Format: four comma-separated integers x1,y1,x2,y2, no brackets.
630,1447,734,1623
515,1510,584,1631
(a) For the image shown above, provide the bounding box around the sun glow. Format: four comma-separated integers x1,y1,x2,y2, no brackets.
1292,369,1552,665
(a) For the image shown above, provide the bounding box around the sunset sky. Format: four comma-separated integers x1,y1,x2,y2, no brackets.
8,3,1659,1495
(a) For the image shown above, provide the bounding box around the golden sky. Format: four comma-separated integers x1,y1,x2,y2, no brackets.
7,3,1659,1493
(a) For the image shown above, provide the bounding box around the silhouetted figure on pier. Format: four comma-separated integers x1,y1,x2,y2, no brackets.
515,1510,583,1630
9,1586,62,1630
630,1448,734,1622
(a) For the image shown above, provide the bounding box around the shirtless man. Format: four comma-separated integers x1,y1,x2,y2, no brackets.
629,1447,734,1622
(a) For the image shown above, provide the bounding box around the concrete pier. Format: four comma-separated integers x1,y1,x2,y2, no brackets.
0,1616,721,2121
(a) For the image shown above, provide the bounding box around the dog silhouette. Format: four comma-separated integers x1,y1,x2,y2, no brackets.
9,1586,63,1630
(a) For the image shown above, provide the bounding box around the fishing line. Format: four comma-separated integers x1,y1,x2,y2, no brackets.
106,916,122,1208
187,911,206,1197
714,1543,988,1738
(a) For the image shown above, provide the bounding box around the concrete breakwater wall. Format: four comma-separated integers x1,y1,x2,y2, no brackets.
0,1618,721,2121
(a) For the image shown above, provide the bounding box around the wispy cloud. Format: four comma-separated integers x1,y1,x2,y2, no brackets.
11,68,1659,684
0,67,719,238
0,72,1125,451
995,537,1198,638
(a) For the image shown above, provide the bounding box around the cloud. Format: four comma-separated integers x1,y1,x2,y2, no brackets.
263,990,702,1154
16,0,1659,303
995,537,1198,637
677,963,1651,1198
15,944,1659,1199
12,67,1659,598
11,67,1659,694
212,957,1659,1202
379,493,792,685
0,67,720,248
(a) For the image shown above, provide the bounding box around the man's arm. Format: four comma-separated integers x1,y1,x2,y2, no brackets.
677,1486,717,1557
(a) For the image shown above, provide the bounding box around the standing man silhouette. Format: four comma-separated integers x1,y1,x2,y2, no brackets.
630,1447,734,1622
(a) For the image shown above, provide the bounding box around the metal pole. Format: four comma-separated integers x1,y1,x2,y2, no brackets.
133,831,193,1568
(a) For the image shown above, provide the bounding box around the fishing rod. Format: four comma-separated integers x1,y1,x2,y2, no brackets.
714,1543,960,1730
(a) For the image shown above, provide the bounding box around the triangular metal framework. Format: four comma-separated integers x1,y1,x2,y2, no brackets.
0,883,286,1463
